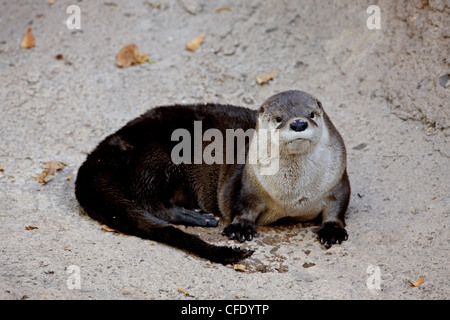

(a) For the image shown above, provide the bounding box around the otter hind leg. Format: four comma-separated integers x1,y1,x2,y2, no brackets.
168,206,219,227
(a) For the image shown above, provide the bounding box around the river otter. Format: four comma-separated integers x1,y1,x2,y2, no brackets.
75,90,350,264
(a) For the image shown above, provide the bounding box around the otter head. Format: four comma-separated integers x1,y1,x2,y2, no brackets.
257,90,325,154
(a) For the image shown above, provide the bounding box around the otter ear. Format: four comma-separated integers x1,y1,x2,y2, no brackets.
258,106,266,113
316,100,323,109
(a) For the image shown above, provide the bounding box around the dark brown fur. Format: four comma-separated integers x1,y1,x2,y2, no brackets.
75,104,256,264
75,91,350,263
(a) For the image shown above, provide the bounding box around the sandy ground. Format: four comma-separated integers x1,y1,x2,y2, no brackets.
0,0,449,300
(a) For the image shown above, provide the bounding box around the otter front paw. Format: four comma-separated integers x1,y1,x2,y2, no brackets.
317,222,348,249
222,220,257,243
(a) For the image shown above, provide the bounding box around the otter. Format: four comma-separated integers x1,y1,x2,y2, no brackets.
75,90,350,264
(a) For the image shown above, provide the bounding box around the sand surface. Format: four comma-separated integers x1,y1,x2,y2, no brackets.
0,0,448,300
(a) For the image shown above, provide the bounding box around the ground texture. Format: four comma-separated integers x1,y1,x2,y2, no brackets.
0,0,449,299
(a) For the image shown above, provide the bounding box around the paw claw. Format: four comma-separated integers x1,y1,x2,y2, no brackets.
317,222,348,249
222,220,257,243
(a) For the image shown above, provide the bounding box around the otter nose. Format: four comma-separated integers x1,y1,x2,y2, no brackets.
290,120,308,132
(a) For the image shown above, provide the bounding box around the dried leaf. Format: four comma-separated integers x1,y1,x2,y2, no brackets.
34,161,67,184
408,269,425,287
177,287,190,296
213,7,232,14
20,28,35,49
25,225,38,230
302,262,316,268
134,49,149,64
144,2,161,9
34,170,51,184
186,33,204,51
233,264,247,272
41,160,67,171
100,224,126,235
116,44,137,68
0,166,4,172
256,70,278,85
116,43,149,68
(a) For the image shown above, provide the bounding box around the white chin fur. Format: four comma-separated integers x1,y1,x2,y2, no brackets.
285,139,312,154
281,128,318,151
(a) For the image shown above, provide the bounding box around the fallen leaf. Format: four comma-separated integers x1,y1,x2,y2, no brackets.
100,224,126,235
302,262,316,268
353,143,367,150
42,160,67,171
233,264,247,272
256,70,278,85
180,0,199,15
33,161,67,184
20,28,35,49
116,44,137,68
25,225,38,230
144,2,161,9
116,43,149,68
34,171,50,184
408,269,425,287
48,0,57,4
177,287,190,296
134,49,149,64
213,7,232,14
0,166,4,172
186,33,204,51
54,53,73,65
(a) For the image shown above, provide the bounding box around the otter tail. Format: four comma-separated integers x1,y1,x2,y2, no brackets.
75,167,253,264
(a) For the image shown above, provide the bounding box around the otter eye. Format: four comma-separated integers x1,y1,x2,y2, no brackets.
309,112,315,119
275,116,283,123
